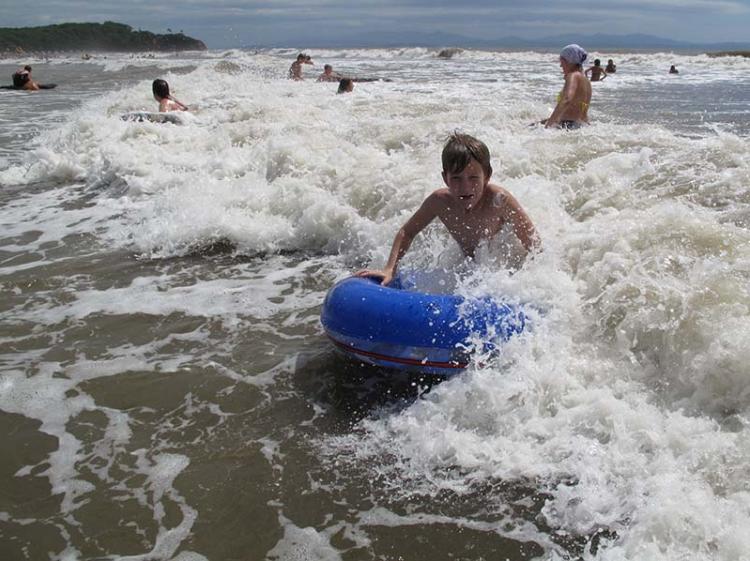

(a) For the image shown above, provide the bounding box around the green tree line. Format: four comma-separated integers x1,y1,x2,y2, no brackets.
0,21,206,53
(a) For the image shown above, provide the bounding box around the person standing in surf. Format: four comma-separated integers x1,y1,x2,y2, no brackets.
356,133,539,286
289,53,313,80
585,59,608,82
543,44,592,129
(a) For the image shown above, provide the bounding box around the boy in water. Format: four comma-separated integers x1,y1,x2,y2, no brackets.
357,133,539,286
317,64,342,82
152,79,189,112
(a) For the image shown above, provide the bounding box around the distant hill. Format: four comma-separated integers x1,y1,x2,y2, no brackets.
282,30,750,52
0,21,206,54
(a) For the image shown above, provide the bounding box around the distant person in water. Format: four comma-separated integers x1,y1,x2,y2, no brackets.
152,79,188,112
669,65,679,74
289,53,313,80
337,78,354,94
543,44,592,129
605,59,616,73
12,65,39,91
317,64,342,82
585,59,607,82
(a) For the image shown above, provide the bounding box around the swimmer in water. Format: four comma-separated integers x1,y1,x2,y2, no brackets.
317,64,342,82
669,65,679,74
152,79,189,112
585,59,607,82
337,78,354,94
289,53,313,80
12,65,39,91
605,59,616,73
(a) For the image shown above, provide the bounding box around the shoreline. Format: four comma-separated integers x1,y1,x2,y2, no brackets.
0,49,207,61
706,50,750,58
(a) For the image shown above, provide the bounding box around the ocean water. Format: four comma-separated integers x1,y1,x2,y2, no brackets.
1,47,750,561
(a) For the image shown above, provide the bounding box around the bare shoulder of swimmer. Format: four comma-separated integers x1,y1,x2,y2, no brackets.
490,185,511,207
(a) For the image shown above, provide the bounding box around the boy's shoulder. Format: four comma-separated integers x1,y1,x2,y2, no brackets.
487,183,517,208
487,182,508,196
425,187,453,206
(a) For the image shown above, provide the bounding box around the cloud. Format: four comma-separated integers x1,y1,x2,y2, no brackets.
3,0,750,46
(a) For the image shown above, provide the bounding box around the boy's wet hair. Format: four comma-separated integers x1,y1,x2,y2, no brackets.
442,132,492,176
594,58,601,65
152,79,170,99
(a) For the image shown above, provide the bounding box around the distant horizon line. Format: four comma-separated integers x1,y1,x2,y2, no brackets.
225,32,750,51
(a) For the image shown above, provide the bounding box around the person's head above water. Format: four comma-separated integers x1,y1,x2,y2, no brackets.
152,79,171,100
441,132,492,178
594,59,601,66
559,44,588,70
337,78,354,93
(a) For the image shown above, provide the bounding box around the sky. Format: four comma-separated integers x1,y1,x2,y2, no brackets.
3,0,750,48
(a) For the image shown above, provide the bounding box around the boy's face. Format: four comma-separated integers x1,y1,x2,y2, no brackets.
442,158,490,212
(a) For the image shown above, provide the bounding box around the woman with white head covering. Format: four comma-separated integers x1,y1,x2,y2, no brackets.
543,44,592,129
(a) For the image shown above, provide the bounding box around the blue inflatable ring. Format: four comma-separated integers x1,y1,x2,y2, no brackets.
320,275,525,375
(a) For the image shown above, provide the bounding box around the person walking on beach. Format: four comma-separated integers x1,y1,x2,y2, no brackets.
543,44,592,129
152,79,189,112
585,59,607,82
289,53,313,80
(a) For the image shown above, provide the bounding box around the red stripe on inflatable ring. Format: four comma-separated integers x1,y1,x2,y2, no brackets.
327,335,468,369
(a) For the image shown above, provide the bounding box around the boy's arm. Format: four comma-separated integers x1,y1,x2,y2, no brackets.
355,195,439,285
497,191,540,253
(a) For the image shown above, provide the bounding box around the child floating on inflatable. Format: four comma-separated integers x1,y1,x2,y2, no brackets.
152,79,189,112
357,133,540,286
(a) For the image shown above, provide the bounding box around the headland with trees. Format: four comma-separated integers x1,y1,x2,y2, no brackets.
1,22,206,57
